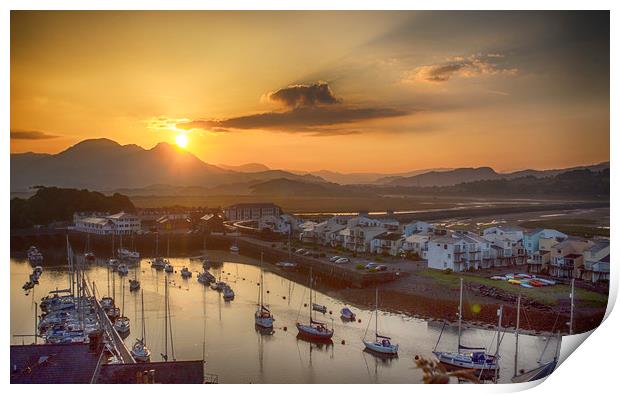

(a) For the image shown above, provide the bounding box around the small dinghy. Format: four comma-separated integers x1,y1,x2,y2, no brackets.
223,285,235,301
164,263,174,273
114,316,130,333
181,267,192,278
312,303,327,314
230,243,239,253
520,282,534,288
129,279,140,292
117,264,129,276
340,307,356,321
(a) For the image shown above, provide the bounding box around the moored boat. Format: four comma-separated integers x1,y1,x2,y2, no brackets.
363,288,398,356
181,267,192,278
296,268,333,340
340,307,356,321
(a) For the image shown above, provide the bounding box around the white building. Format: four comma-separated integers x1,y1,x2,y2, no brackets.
427,231,490,272
258,213,299,234
403,221,434,236
73,211,141,235
402,233,432,259
370,232,404,256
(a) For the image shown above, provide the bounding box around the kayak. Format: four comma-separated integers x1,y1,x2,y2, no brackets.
520,283,534,288
508,279,522,285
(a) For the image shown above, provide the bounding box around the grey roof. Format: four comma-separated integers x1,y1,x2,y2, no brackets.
586,240,610,254
10,343,102,384
96,360,204,384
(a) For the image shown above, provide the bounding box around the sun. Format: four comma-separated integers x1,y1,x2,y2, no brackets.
175,133,189,148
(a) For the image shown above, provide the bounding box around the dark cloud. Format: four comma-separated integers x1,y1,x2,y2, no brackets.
10,130,59,140
177,106,408,135
406,54,518,83
268,82,341,107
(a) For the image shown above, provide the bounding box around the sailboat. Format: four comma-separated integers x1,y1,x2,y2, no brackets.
255,252,274,328
277,223,296,267
230,241,239,254
84,233,95,261
161,277,176,362
131,290,151,362
296,268,333,340
113,279,130,334
433,278,500,377
363,288,398,355
511,282,567,383
129,264,140,291
150,233,167,270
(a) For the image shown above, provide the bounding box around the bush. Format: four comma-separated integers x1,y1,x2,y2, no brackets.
355,263,365,270
368,268,377,273
443,268,453,274
351,252,357,257
319,252,326,257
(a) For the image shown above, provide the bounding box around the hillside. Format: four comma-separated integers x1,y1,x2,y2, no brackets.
11,186,135,229
10,139,323,191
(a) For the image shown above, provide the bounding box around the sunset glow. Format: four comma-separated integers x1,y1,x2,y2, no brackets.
175,133,188,149
10,11,609,173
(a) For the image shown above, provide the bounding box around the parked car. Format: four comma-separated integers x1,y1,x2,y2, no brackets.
365,262,379,270
302,250,312,256
376,265,388,271
295,249,306,254
335,258,350,264
329,255,342,262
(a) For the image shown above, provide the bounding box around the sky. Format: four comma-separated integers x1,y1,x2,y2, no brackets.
10,11,610,173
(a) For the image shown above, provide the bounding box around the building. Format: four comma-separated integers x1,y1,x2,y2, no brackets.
549,238,594,278
402,233,432,259
370,232,404,256
73,211,140,235
483,226,526,268
224,203,282,221
523,228,568,256
403,220,434,237
581,240,610,283
258,213,299,234
155,214,192,233
339,225,386,253
199,213,226,234
527,234,564,273
427,231,491,272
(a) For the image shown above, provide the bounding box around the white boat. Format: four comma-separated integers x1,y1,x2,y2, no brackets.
433,278,500,378
312,303,327,314
27,246,44,264
108,258,119,267
150,257,167,270
223,285,235,300
255,252,274,328
117,248,140,261
230,243,239,253
198,271,215,284
363,288,398,355
114,279,130,333
340,307,356,321
117,264,129,275
164,263,174,273
296,268,333,340
129,279,140,292
114,316,130,333
131,290,151,362
180,267,192,278
85,252,96,261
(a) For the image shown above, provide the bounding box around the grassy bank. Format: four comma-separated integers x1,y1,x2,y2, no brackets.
417,269,608,307
520,218,609,238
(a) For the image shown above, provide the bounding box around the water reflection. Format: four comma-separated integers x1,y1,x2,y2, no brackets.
11,251,560,383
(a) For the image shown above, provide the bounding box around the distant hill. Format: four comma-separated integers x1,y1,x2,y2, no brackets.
10,139,324,192
385,162,609,187
11,186,135,228
249,178,374,197
218,162,271,173
292,168,453,185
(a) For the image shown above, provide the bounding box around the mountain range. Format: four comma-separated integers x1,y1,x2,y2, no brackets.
10,138,609,194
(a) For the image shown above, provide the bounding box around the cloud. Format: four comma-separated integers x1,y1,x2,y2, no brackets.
177,106,408,135
405,54,519,83
10,130,59,140
267,82,342,107
177,81,409,136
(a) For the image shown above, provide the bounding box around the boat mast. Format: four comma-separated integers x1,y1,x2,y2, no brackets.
495,305,503,383
164,277,168,361
260,252,264,307
155,233,159,257
457,277,463,351
167,233,170,258
514,294,521,378
141,289,146,344
569,278,575,335
112,231,115,258
121,278,125,317
375,287,379,338
309,268,313,322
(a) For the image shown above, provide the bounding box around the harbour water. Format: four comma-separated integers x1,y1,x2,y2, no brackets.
11,251,560,383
